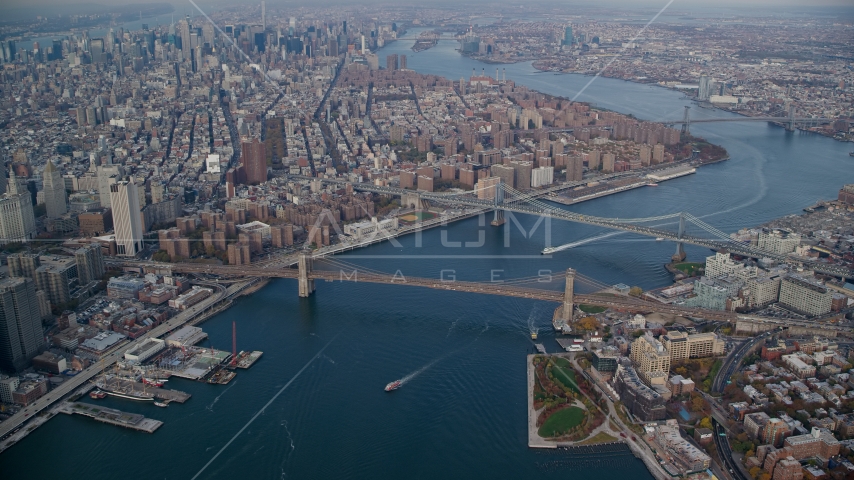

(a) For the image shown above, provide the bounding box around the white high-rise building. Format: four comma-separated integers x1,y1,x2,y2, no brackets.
97,164,123,208
778,275,832,317
42,160,67,219
531,166,554,188
697,75,712,100
704,252,757,280
0,169,37,244
110,181,143,257
758,230,801,255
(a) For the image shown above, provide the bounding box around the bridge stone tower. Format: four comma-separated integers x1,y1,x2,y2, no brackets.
401,192,421,210
298,254,315,297
562,268,575,323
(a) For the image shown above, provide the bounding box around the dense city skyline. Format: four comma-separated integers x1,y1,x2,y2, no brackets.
0,1,852,479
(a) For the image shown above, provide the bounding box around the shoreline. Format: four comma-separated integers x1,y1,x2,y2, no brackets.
527,61,849,143
527,353,671,480
454,49,849,143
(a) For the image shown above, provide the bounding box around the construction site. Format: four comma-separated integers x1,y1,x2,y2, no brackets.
136,322,261,385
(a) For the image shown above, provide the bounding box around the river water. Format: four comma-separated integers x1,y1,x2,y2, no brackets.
4,28,852,480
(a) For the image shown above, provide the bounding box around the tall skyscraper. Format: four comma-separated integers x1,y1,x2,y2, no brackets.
563,26,573,46
241,138,268,185
386,54,398,70
698,75,712,101
110,181,143,256
178,18,191,51
399,54,407,70
42,160,67,219
0,277,45,372
97,164,123,208
0,169,37,244
262,1,266,30
0,41,16,64
75,244,105,285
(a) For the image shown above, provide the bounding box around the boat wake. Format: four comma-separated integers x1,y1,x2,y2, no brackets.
398,348,459,387
526,306,540,338
206,380,237,412
446,316,462,337
280,419,295,476
398,358,441,386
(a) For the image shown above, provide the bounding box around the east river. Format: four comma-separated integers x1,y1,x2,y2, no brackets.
4,29,852,480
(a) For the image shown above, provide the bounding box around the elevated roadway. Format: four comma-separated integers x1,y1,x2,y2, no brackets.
111,260,739,321
108,260,851,334
706,331,773,480
0,282,249,445
661,116,843,125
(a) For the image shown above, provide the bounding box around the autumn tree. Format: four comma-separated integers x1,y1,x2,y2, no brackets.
575,316,600,332
690,394,708,413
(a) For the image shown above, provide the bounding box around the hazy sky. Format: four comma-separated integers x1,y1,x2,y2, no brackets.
1,0,853,11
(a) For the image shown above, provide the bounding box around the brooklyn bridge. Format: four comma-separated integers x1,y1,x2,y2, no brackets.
113,255,738,323
110,255,852,336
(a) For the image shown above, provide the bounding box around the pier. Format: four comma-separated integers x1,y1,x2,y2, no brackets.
96,377,191,403
59,402,162,433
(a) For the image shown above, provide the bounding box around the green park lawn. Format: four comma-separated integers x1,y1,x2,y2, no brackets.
578,304,607,314
673,262,704,276
538,406,586,437
551,358,579,393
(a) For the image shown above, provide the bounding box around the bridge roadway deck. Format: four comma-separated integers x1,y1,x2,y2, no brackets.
120,261,737,322
289,176,852,278
113,261,853,336
661,116,841,124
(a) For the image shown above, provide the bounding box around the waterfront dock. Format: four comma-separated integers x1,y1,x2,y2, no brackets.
96,377,191,403
551,166,697,206
59,402,162,433
236,351,263,369
205,366,236,384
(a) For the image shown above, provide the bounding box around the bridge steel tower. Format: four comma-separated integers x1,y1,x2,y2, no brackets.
490,181,506,226
562,268,575,323
672,212,687,262
787,104,795,132
681,106,690,135
298,254,315,297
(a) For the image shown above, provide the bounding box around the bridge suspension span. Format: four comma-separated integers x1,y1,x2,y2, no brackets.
293,175,850,278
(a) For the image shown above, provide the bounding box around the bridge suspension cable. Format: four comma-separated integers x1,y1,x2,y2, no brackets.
500,184,685,224
574,272,614,292
316,258,618,292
